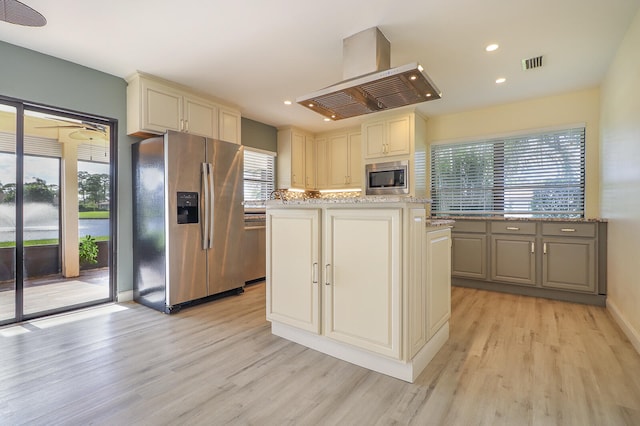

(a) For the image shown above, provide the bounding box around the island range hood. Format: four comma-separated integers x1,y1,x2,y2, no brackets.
297,27,441,121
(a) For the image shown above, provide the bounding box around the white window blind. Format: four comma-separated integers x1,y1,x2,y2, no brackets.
243,148,275,202
430,127,585,218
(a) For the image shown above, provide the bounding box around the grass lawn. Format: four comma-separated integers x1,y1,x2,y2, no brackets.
79,211,109,219
0,236,109,248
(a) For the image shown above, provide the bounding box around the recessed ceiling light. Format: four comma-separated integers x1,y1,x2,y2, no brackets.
495,77,506,84
410,75,417,81
426,93,432,98
284,100,292,105
308,103,314,108
324,118,331,122
486,44,499,52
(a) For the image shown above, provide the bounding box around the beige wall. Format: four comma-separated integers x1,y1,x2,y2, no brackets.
600,9,640,353
425,88,601,218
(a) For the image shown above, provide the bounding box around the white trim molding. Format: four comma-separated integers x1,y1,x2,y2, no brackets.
607,298,640,355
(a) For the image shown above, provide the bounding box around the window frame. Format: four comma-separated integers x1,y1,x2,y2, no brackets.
243,147,276,204
430,126,586,218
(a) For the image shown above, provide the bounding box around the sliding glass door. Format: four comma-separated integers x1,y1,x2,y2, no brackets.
0,99,115,325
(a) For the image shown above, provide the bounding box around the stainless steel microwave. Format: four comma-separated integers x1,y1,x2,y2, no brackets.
365,160,409,195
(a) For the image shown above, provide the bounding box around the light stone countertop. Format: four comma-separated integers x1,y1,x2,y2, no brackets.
436,216,607,223
426,219,456,228
266,196,432,206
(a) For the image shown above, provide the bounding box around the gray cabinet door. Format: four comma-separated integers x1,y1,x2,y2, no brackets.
490,235,536,286
542,238,596,293
452,233,487,279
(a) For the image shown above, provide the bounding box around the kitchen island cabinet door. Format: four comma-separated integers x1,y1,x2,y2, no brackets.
266,209,321,333
426,228,452,340
323,208,402,359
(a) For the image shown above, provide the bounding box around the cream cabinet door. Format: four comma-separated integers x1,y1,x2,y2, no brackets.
305,137,316,190
426,228,451,339
184,96,218,138
291,132,306,188
323,208,402,359
266,209,321,333
348,133,362,186
315,137,328,189
386,115,411,157
328,134,349,188
219,108,241,144
363,120,385,158
141,78,182,133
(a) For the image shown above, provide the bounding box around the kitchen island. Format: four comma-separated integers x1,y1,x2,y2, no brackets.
266,197,452,382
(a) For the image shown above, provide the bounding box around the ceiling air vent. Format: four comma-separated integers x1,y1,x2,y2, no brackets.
522,55,543,70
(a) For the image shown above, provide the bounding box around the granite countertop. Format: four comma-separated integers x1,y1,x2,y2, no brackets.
426,219,456,228
435,216,607,223
266,196,433,206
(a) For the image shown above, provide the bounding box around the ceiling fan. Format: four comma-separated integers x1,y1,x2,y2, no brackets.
37,118,108,141
0,0,46,27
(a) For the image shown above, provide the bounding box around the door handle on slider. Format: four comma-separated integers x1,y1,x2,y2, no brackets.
506,226,520,231
543,243,547,255
325,264,331,286
531,242,535,254
312,262,318,284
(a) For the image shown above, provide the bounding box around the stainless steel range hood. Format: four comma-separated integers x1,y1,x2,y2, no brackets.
297,27,441,120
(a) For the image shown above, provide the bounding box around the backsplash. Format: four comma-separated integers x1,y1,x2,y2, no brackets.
271,189,363,201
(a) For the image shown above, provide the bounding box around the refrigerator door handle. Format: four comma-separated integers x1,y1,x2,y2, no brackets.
202,162,209,250
208,163,215,249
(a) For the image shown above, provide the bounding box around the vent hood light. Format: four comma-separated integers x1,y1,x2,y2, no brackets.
297,27,441,120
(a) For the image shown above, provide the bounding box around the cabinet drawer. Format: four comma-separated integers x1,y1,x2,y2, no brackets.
451,220,486,233
542,223,595,238
491,221,536,235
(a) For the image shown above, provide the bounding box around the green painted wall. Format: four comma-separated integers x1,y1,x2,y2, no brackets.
0,40,135,294
241,117,277,152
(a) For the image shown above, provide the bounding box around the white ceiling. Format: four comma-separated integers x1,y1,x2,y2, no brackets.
1,0,639,133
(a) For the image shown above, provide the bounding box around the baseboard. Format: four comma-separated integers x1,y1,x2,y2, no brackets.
271,321,449,383
117,290,133,302
607,298,640,355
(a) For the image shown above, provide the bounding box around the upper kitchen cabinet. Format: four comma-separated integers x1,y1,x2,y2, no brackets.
362,111,426,161
277,127,313,190
327,131,362,189
218,107,242,145
127,72,241,144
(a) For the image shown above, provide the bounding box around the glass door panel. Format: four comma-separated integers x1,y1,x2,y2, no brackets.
0,103,17,324
20,110,112,318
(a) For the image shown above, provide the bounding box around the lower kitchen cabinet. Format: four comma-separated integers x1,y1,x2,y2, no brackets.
541,222,597,293
450,219,607,305
266,208,320,333
490,235,536,286
426,228,452,340
266,201,452,382
323,208,401,358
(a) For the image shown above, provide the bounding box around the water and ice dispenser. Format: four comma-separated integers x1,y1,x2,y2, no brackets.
176,192,199,224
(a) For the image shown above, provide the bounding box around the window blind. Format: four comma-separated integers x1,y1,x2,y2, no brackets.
430,127,585,218
243,148,275,202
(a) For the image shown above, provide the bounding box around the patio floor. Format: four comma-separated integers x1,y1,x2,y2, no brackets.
0,268,110,322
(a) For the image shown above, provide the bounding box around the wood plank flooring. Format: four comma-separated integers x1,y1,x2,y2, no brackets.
1,283,639,425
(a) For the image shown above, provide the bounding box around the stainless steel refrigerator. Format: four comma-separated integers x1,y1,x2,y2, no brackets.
132,130,245,313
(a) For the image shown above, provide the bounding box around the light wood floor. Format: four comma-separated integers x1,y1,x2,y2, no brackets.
1,283,639,425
